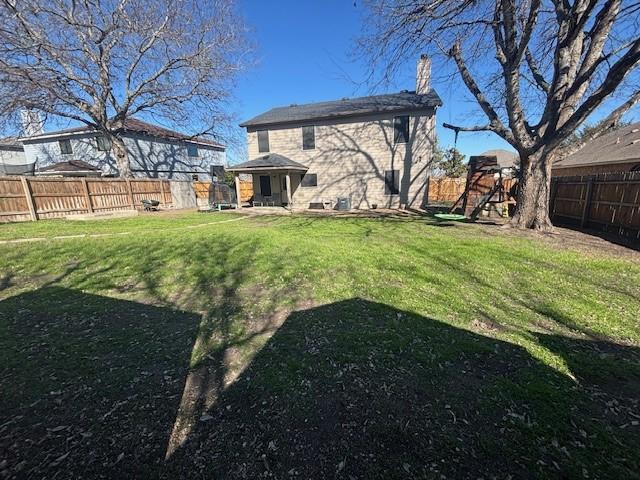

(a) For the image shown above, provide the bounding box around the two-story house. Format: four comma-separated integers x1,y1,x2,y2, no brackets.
229,55,441,210
20,118,226,180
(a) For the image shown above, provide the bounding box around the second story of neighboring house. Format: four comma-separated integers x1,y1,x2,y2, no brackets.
20,118,226,180
235,55,442,210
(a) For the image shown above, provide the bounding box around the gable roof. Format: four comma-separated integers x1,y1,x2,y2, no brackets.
227,154,308,172
38,160,101,173
554,122,640,169
240,90,442,128
21,118,225,149
479,149,519,169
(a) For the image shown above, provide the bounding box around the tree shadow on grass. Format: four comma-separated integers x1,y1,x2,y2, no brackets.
165,298,640,479
0,287,202,479
2,291,639,479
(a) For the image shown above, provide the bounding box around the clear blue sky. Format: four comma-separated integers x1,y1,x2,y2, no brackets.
233,0,639,163
232,0,515,164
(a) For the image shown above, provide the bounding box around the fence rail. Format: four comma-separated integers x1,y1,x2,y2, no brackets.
551,171,640,240
0,176,172,222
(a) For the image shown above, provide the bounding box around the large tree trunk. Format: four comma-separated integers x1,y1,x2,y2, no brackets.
508,150,555,231
110,135,132,178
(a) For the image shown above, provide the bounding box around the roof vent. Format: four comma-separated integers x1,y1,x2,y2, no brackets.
631,139,640,145
616,137,621,144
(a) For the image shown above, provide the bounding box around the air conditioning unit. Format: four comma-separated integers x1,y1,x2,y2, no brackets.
337,197,351,211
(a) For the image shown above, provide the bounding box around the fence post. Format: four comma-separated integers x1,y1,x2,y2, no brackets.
549,179,558,219
580,178,594,227
81,178,93,213
125,179,135,209
159,179,166,206
20,176,38,221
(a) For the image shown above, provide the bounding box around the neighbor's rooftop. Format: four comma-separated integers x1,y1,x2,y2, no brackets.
554,122,640,169
37,159,101,174
21,118,225,149
240,90,442,128
479,149,519,169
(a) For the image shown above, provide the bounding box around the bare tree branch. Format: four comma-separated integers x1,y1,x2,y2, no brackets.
0,0,250,176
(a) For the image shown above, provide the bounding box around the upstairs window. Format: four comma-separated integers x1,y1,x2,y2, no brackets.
96,136,111,152
300,173,317,187
187,143,199,157
257,130,269,153
59,139,72,155
302,126,315,150
394,116,409,144
384,169,400,195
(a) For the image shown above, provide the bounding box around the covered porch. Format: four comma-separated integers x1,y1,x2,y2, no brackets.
227,154,308,209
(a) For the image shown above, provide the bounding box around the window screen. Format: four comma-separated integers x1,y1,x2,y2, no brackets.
187,144,199,157
300,173,317,187
394,116,409,144
96,136,111,152
384,170,399,194
257,130,269,152
302,126,315,150
59,139,72,155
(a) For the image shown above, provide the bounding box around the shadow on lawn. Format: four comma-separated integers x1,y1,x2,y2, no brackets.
2,293,639,479
0,287,202,478
165,298,640,480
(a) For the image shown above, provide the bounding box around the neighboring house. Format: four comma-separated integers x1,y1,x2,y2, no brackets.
553,122,640,176
0,138,33,175
230,55,442,210
20,118,226,180
36,160,102,177
478,149,519,171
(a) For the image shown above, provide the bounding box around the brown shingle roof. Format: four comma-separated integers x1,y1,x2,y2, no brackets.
38,160,101,172
23,118,225,149
554,122,640,168
478,149,519,169
227,154,308,172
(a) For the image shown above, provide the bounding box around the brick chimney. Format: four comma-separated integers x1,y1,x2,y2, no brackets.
416,54,431,94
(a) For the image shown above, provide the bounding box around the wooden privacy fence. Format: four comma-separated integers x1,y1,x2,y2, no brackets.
193,180,253,203
551,171,640,240
0,176,172,222
427,177,466,204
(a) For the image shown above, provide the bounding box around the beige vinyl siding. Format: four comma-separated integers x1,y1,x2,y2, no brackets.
246,111,436,209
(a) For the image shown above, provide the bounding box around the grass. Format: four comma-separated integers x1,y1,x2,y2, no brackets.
1,211,639,479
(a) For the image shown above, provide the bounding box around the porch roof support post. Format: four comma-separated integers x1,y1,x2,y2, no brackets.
234,172,242,208
285,171,292,209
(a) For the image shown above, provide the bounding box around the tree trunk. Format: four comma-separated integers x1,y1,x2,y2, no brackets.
508,150,554,231
110,135,132,178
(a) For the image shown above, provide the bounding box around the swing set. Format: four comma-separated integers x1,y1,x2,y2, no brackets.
441,123,515,220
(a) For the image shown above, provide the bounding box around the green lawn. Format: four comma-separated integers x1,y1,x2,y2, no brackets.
1,211,639,479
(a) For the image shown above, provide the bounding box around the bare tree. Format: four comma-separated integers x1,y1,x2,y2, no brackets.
358,0,640,230
0,0,248,177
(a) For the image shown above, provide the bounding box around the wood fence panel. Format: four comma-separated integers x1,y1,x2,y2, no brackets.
428,177,466,204
0,176,176,222
551,172,640,240
87,179,130,211
28,178,87,218
130,179,167,206
193,180,253,203
0,177,30,221
239,180,253,202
